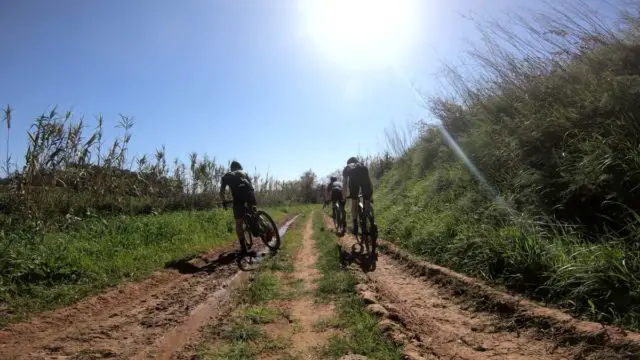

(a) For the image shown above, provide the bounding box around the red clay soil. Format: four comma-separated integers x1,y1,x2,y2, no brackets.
0,214,298,360
325,215,640,360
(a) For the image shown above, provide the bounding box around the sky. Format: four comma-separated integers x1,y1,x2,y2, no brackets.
0,0,626,181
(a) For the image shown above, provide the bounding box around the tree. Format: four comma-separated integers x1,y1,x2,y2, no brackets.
299,169,317,203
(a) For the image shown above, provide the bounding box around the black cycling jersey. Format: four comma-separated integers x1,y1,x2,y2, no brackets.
343,162,373,200
327,180,343,192
220,170,256,219
221,170,254,200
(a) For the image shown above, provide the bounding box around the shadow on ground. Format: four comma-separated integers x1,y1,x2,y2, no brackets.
321,226,377,273
338,244,377,273
164,252,239,274
165,247,280,274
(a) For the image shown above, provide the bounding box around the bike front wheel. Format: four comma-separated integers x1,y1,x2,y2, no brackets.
359,214,369,253
256,210,281,251
363,209,377,255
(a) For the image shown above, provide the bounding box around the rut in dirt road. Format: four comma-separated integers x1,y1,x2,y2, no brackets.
0,216,298,360
329,215,631,360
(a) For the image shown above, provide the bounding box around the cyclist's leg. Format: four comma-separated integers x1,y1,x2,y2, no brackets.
361,192,372,232
350,197,359,235
339,199,347,228
362,194,373,220
349,181,360,235
360,166,373,214
331,200,337,221
232,201,248,254
330,189,340,226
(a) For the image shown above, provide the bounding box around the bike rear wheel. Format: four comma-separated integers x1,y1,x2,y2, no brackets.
256,210,281,251
366,210,377,255
358,210,370,253
242,217,254,252
337,206,346,233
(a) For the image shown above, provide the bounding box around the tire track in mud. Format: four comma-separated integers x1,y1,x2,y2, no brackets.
326,215,639,360
0,215,299,360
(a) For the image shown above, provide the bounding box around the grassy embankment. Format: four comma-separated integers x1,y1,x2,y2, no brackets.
375,5,640,329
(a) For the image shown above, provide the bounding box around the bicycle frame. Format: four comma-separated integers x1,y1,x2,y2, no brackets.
222,198,281,268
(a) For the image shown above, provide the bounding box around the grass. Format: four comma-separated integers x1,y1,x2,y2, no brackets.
0,206,292,327
220,322,265,342
203,340,256,360
243,306,279,324
246,273,280,305
373,4,640,330
312,211,402,360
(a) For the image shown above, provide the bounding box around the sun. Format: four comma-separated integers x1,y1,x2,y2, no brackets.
299,0,419,69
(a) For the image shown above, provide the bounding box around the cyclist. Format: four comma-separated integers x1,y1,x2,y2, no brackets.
342,156,373,236
325,176,346,229
219,160,256,256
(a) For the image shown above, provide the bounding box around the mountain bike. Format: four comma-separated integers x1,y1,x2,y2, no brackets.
355,195,378,255
331,200,347,233
223,201,281,268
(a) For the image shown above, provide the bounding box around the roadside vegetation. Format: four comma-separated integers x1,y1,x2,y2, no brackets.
375,2,640,330
0,103,323,326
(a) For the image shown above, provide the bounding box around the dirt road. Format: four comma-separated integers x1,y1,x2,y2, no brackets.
2,211,638,359
328,215,640,360
257,213,335,359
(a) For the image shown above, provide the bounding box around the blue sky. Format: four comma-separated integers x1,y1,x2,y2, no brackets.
0,0,624,180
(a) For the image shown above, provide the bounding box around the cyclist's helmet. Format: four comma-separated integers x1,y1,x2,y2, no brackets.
230,161,242,171
330,176,337,182
347,156,359,165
